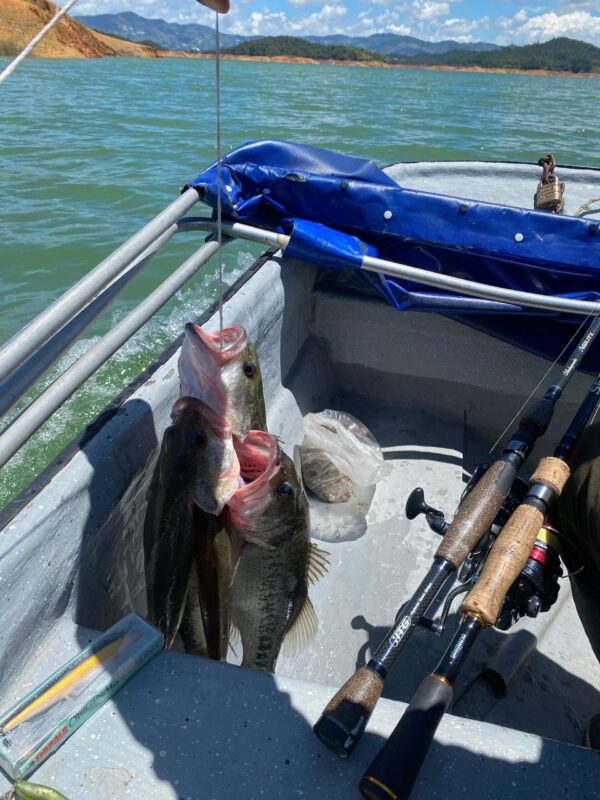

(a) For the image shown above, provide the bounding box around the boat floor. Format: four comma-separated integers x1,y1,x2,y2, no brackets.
275,396,600,747
1,396,599,797
0,648,597,800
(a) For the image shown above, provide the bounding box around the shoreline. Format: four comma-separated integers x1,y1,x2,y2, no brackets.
7,51,598,79
192,53,600,79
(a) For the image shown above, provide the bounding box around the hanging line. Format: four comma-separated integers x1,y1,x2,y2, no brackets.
215,11,224,346
0,0,81,87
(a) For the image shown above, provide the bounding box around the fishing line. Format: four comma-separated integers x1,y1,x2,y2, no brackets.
488,311,595,454
215,11,224,347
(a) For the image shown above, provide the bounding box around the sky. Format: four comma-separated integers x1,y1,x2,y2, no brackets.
73,0,600,46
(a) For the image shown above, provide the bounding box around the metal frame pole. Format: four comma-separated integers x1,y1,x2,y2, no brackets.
0,226,178,420
179,217,600,317
0,237,225,469
0,189,199,384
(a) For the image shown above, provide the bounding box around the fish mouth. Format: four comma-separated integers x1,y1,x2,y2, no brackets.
229,431,280,507
184,323,247,367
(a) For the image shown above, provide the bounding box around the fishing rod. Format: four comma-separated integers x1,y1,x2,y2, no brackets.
313,312,600,758
359,368,600,799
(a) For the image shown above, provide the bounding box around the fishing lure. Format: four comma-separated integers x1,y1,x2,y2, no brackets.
11,780,70,800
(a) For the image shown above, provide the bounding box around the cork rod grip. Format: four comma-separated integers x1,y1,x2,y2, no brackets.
460,504,544,626
462,457,570,626
530,456,571,495
313,667,384,757
435,460,516,567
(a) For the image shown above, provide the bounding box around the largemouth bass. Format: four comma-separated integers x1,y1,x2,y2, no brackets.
179,525,233,660
227,431,328,672
179,324,267,437
176,324,266,659
143,397,239,649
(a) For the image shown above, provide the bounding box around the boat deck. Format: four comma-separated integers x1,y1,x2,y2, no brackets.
1,251,600,796
0,646,598,800
1,394,598,799
275,396,600,747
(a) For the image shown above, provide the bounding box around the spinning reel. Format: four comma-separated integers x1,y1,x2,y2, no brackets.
405,464,563,635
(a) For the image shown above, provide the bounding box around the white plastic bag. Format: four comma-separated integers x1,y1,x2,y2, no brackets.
301,410,391,542
308,483,376,543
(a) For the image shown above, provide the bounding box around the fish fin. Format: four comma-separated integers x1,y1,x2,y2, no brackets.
281,595,318,657
307,542,330,586
229,621,241,645
240,533,277,550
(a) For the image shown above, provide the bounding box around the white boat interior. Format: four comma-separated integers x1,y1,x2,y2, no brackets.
0,161,599,798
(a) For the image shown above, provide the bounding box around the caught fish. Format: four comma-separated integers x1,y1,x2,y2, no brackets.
175,324,267,659
179,324,267,437
179,524,233,661
143,397,239,650
226,431,329,672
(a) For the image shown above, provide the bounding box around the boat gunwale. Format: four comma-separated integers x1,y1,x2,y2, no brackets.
383,158,600,172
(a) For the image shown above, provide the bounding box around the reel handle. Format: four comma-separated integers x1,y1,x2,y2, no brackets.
313,667,384,757
436,459,517,567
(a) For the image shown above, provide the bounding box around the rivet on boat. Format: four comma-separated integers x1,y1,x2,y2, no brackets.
384,210,393,220
515,232,524,242
459,203,469,215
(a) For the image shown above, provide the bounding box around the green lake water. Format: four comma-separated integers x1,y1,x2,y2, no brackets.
1,56,599,509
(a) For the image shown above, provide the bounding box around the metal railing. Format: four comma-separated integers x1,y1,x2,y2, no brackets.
0,191,230,469
1,206,598,471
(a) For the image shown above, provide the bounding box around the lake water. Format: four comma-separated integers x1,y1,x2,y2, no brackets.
1,56,599,508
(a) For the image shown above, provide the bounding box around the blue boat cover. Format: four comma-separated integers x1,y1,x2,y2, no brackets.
189,140,600,366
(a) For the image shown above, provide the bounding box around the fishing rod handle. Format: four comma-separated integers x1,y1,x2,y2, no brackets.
462,456,570,626
435,459,517,567
313,667,384,758
359,674,453,800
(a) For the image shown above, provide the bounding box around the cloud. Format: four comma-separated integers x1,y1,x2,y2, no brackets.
386,24,413,34
223,2,347,36
413,0,451,22
495,10,600,45
558,0,599,11
75,0,215,25
435,16,484,41
74,0,600,45
288,0,333,7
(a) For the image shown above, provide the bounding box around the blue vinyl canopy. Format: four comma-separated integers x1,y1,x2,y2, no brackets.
189,139,600,366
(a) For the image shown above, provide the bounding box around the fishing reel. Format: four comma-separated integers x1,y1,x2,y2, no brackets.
405,465,563,635
405,463,529,584
495,524,563,630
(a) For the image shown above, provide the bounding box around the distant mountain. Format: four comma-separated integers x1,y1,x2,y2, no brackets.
75,11,248,51
304,34,500,57
223,34,599,75
407,37,600,73
75,12,499,56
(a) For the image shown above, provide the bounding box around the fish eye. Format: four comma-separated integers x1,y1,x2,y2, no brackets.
277,482,294,496
243,363,255,378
